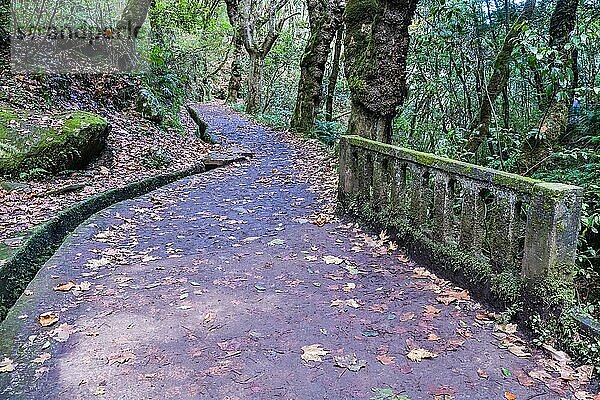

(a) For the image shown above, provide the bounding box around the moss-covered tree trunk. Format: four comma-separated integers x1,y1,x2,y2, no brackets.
290,0,344,133
518,0,578,173
226,37,244,104
325,28,343,122
344,0,418,144
466,0,536,154
116,0,152,38
225,0,244,104
246,51,264,114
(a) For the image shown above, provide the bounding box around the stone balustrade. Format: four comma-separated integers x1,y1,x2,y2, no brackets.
338,135,583,309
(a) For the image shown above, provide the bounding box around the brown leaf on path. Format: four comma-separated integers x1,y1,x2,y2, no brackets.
423,305,441,317
334,353,367,372
427,333,441,341
53,281,76,292
108,350,136,365
0,358,15,373
399,312,415,321
514,368,535,387
39,312,59,327
376,354,395,365
330,299,361,308
504,392,517,400
369,304,388,313
406,348,437,362
300,344,328,362
477,368,489,379
508,345,531,358
32,353,51,364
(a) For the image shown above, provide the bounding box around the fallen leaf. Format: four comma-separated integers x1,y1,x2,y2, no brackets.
504,392,517,400
267,239,285,246
334,353,367,372
39,312,59,327
203,312,217,324
330,299,361,308
496,323,518,334
477,368,489,379
54,282,76,292
51,323,75,343
406,348,437,362
301,344,328,362
376,354,395,365
423,305,441,317
343,282,356,292
32,353,51,364
399,312,415,322
427,333,441,341
514,369,535,387
507,345,531,358
323,255,344,265
0,358,15,373
108,351,136,365
75,281,92,291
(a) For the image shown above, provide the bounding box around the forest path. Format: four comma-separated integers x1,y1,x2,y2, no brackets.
0,103,572,399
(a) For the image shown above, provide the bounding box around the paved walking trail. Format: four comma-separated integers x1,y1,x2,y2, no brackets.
0,104,590,399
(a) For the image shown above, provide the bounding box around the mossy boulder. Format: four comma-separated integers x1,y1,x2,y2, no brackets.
0,108,110,177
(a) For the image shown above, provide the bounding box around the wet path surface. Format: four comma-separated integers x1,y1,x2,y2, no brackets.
0,104,587,399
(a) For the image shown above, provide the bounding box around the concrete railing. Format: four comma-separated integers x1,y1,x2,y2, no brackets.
338,135,583,307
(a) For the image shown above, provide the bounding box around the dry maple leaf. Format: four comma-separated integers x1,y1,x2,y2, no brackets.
301,344,328,362
38,312,59,327
406,348,438,362
0,358,15,373
376,354,395,365
53,282,76,292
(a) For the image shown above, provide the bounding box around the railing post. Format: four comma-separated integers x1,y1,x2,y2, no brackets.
432,171,451,243
521,183,583,281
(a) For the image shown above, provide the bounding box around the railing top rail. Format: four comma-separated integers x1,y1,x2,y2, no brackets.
343,135,583,195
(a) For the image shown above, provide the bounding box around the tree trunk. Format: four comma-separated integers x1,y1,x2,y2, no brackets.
344,0,418,143
116,0,152,38
225,0,243,104
466,0,536,153
246,51,264,114
325,28,343,122
226,36,244,104
290,0,344,133
518,0,578,173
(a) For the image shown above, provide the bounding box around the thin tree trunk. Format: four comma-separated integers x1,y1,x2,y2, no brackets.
246,51,263,114
325,28,343,122
290,0,344,133
466,0,536,153
518,0,578,173
226,36,243,103
344,0,418,143
225,0,243,104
